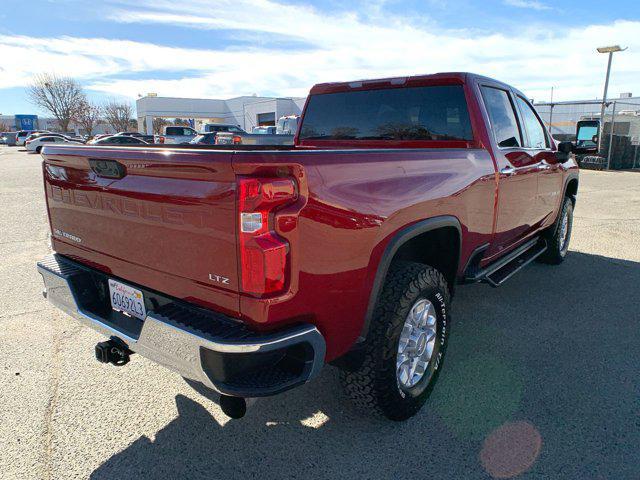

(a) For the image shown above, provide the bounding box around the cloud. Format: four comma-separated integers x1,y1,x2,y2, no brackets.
0,0,638,106
503,0,552,10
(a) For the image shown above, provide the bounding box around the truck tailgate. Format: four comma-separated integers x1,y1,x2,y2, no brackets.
42,145,240,316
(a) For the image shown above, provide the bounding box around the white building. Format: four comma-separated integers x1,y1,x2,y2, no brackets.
135,95,306,134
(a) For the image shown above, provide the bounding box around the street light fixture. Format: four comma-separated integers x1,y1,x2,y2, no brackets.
597,45,624,54
596,45,627,154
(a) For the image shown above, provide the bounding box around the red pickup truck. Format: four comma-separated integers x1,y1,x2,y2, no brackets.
38,72,578,421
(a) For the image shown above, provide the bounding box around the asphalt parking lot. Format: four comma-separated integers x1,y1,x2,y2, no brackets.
1,145,638,479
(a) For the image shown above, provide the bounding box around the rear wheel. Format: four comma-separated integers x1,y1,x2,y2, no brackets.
539,196,573,264
35,146,42,154
340,262,450,421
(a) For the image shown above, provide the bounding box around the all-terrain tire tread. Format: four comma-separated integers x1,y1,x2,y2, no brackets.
340,261,449,419
539,196,573,265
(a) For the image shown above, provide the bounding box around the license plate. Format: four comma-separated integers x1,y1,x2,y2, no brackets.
108,279,146,320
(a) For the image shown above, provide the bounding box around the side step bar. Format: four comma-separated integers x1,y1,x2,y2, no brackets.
465,238,547,288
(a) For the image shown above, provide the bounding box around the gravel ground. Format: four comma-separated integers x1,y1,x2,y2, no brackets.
1,145,638,479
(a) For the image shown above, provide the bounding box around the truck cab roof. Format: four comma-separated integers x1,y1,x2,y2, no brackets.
309,72,514,95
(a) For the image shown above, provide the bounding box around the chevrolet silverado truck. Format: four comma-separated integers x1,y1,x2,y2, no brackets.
37,72,578,421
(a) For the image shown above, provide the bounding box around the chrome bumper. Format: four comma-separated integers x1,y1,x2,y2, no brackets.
37,254,325,397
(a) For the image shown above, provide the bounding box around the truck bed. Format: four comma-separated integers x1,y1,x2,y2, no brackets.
42,142,496,357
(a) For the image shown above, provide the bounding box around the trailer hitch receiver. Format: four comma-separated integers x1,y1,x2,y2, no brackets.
95,338,132,366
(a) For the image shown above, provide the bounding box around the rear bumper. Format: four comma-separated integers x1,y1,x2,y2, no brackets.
37,254,325,397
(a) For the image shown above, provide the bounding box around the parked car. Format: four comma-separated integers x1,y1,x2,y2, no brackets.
188,133,218,145
25,132,70,143
252,126,277,134
86,134,112,144
112,131,156,143
186,124,248,145
215,131,294,146
114,131,143,137
276,115,299,135
202,123,245,134
2,132,17,146
37,72,578,421
156,126,198,144
92,135,148,145
26,135,83,153
16,130,46,146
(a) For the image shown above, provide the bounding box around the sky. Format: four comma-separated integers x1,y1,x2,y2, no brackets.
0,0,638,116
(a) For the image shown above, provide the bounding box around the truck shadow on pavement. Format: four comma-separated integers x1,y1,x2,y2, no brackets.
91,251,640,480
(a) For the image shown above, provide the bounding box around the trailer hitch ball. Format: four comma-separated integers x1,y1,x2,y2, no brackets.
95,338,132,366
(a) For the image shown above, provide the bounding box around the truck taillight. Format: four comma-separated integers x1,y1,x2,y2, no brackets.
238,177,297,296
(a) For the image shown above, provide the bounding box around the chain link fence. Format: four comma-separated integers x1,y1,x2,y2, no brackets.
534,99,640,170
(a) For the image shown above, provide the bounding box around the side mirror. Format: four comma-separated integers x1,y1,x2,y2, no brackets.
555,141,573,163
558,141,573,154
592,135,599,144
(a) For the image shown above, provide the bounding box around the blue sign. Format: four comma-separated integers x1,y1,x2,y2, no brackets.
15,115,38,130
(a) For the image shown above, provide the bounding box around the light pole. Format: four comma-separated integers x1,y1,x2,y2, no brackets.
549,86,554,136
596,45,627,154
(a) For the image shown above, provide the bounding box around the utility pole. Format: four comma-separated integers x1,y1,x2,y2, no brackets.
549,86,554,135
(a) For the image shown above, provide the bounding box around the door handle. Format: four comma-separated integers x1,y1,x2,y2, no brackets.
538,162,551,170
500,165,516,176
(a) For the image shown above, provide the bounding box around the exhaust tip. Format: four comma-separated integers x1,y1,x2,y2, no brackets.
219,395,247,419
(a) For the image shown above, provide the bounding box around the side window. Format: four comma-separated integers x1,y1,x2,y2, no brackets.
481,86,522,148
516,96,549,149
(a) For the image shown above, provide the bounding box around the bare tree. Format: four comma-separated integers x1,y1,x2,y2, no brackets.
103,100,135,133
27,74,85,133
0,121,11,132
73,100,102,136
152,117,168,135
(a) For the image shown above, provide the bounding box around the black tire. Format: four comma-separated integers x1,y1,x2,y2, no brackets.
36,146,42,154
538,196,573,265
340,261,450,421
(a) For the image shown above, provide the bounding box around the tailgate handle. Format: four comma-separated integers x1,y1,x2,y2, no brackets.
89,159,126,179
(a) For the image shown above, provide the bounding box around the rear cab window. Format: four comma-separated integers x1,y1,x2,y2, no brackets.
299,85,473,144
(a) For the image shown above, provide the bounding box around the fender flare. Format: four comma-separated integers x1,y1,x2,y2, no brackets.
547,173,579,238
358,215,462,342
563,172,579,202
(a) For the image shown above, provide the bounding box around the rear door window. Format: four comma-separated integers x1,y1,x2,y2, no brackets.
516,96,549,149
481,86,522,148
300,85,473,141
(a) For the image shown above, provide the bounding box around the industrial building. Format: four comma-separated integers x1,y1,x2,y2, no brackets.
135,95,306,134
535,92,640,138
